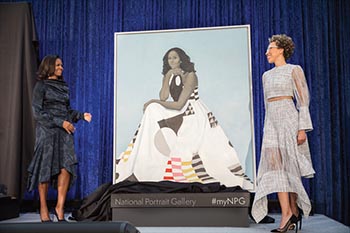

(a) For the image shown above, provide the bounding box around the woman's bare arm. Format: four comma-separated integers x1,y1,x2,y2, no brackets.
155,72,198,110
159,71,172,101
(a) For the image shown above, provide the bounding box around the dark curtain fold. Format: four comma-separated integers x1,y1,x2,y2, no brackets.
1,0,349,225
0,2,38,198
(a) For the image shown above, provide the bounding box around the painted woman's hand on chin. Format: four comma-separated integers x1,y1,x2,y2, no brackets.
171,68,185,76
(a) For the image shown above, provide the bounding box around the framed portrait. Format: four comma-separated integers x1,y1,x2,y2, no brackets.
113,25,256,191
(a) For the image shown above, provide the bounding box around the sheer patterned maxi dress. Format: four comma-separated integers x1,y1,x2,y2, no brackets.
27,79,85,191
251,64,315,223
115,74,253,190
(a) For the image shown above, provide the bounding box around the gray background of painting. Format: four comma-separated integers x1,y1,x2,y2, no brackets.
114,26,255,185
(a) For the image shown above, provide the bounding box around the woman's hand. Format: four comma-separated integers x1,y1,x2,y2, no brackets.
171,68,185,76
297,130,306,145
84,113,92,122
62,121,75,134
166,69,174,78
166,68,184,78
143,99,159,112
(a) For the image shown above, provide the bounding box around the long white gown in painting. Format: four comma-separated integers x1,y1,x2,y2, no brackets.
115,75,253,189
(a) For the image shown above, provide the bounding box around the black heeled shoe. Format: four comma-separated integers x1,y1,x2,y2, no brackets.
41,219,52,223
53,208,67,222
289,213,302,230
297,213,302,230
40,212,52,223
289,207,303,230
271,215,298,233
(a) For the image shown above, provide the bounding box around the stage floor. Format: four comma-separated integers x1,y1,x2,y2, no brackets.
0,213,349,233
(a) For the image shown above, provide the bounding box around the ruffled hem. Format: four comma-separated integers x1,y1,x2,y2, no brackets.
251,170,312,223
27,127,78,191
27,162,77,191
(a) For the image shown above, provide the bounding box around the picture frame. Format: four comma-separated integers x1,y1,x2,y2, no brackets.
113,25,256,191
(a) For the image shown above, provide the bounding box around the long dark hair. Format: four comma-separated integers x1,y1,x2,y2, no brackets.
37,55,63,80
162,47,196,75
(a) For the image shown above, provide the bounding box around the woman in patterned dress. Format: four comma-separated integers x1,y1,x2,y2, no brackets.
27,55,92,222
251,35,315,232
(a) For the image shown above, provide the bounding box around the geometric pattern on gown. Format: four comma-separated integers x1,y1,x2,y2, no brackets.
157,103,195,135
163,154,216,183
116,104,196,179
207,112,218,128
115,86,253,189
117,124,140,164
228,163,252,183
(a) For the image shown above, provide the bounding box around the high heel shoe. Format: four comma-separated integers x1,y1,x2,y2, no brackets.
40,211,52,223
289,207,303,230
289,213,302,230
53,208,67,222
40,219,52,223
271,215,298,233
297,213,302,230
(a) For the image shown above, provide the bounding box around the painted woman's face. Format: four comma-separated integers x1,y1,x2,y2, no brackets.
54,58,64,77
168,50,181,69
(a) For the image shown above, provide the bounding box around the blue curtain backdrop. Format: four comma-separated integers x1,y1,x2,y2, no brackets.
3,0,349,225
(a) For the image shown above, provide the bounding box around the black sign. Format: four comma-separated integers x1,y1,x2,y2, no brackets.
111,192,250,208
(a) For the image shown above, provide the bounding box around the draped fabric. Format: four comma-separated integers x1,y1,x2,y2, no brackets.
0,2,38,198
2,0,349,225
115,85,254,189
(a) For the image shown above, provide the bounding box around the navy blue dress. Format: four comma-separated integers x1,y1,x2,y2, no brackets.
27,79,84,191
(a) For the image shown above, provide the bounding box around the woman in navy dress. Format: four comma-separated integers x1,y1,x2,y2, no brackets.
27,55,92,222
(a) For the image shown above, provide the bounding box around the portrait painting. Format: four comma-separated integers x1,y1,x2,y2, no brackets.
113,25,256,191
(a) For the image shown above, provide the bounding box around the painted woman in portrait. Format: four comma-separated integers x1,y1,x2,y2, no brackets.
115,47,253,190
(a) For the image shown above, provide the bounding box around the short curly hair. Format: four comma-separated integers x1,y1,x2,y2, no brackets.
269,34,295,60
